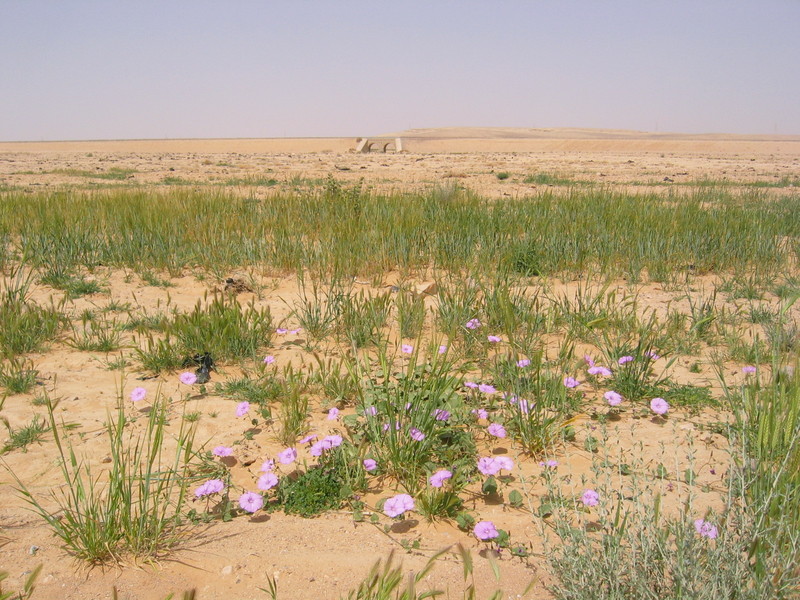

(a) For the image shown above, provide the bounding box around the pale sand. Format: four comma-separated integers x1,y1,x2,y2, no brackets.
0,271,740,600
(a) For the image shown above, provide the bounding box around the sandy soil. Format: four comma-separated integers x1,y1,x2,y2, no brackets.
0,128,796,599
0,271,754,599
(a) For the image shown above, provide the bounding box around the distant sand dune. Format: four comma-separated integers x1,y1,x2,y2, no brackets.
1,127,799,156
381,126,800,142
0,138,354,154
377,127,800,154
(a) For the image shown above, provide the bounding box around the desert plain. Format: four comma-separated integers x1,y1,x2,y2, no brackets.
2,127,799,197
0,128,799,599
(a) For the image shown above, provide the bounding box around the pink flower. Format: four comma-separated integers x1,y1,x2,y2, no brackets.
278,447,297,464
260,459,274,472
364,406,378,416
494,456,514,471
310,435,342,457
194,478,225,498
584,355,595,367
130,387,147,402
517,398,531,414
650,397,669,415
401,344,414,354
263,355,275,365
465,318,481,330
238,491,264,513
410,428,425,441
581,489,599,507
478,456,514,475
213,446,233,457
604,391,623,406
472,408,489,420
298,434,317,444
487,335,502,343
384,493,415,518
563,376,580,388
478,456,500,476
309,441,325,456
323,434,343,448
363,458,377,471
179,372,197,385
478,383,497,394
429,469,453,488
327,407,340,420
433,408,450,421
438,344,448,354
474,521,499,541
618,356,634,365
257,472,279,490
487,423,507,438
235,401,250,417
646,351,660,360
289,328,302,335
464,381,479,389
694,518,719,539
742,365,757,374
516,358,531,368
276,328,288,334
588,366,612,377
539,459,558,468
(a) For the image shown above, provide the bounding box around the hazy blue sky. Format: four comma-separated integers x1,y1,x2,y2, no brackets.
2,1,798,140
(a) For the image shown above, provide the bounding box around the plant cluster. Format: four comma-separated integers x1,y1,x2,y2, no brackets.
0,182,798,597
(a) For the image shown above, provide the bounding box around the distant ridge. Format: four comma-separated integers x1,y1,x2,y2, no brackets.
379,126,800,142
2,127,798,155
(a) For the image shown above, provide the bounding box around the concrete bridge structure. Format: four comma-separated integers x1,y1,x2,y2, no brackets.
355,137,403,153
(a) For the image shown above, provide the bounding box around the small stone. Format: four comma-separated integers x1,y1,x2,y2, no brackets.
414,281,438,297
224,277,252,295
221,565,233,576
29,545,39,555
237,440,261,466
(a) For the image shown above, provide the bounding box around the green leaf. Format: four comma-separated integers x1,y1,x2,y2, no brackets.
684,468,696,485
511,545,529,557
456,512,475,532
482,476,498,495
495,529,511,549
